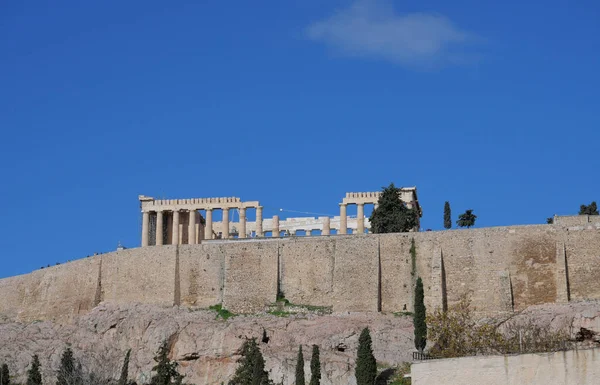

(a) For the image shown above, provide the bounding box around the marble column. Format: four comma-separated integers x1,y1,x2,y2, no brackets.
256,206,263,237
205,209,213,240
156,211,164,245
339,204,347,235
172,210,180,245
322,217,331,236
141,211,149,246
305,229,311,236
272,215,279,237
357,203,365,234
239,207,247,238
222,208,229,239
188,210,196,244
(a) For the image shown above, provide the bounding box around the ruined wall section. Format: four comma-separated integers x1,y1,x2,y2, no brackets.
279,237,335,307
0,257,99,323
178,244,224,307
221,240,279,313
564,228,600,301
100,246,177,307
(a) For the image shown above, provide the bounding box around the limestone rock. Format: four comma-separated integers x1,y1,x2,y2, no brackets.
0,303,414,385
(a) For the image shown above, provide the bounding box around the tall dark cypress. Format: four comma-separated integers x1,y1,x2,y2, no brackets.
355,328,377,385
56,347,75,385
27,355,42,385
295,346,305,385
443,201,452,229
118,349,131,385
229,338,270,385
1,363,9,385
414,277,427,353
308,345,320,385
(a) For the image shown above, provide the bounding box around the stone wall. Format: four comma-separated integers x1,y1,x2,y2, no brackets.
1,223,600,322
411,348,600,385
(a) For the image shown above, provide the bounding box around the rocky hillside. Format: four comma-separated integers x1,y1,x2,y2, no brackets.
0,303,414,385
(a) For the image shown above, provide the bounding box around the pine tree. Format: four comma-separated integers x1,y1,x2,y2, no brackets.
1,363,9,385
151,341,180,385
355,328,377,385
443,201,452,229
308,345,320,385
229,338,271,385
579,202,599,215
295,346,305,385
56,347,76,385
369,183,418,233
27,355,42,385
456,209,477,228
414,277,427,353
118,349,131,385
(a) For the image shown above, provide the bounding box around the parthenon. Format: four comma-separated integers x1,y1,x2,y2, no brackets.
139,188,421,246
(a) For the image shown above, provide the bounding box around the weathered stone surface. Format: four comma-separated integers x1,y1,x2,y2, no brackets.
0,303,413,385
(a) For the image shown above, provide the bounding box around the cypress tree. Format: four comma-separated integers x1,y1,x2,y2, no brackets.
118,349,131,385
229,338,270,385
295,346,305,385
151,341,180,385
414,277,427,353
27,355,42,385
308,345,320,385
355,328,377,385
56,347,75,385
1,363,9,385
369,183,418,233
443,201,452,229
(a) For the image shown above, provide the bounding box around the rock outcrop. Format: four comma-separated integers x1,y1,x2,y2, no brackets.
0,303,414,385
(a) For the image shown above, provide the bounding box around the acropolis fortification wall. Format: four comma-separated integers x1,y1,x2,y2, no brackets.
1,216,599,323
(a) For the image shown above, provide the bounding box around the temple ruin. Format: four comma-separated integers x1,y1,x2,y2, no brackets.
139,188,421,246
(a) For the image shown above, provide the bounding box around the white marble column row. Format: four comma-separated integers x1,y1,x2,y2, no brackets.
339,203,368,235
141,206,265,246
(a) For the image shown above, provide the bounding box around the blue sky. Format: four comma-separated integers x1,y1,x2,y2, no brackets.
1,0,599,278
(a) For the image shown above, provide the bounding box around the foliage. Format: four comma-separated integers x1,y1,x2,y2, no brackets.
57,347,81,385
388,363,411,385
409,238,416,277
229,338,272,385
295,346,305,385
546,217,554,224
413,278,427,353
117,349,131,385
369,183,418,233
427,296,572,359
443,202,452,229
355,328,377,385
1,363,9,385
151,341,182,385
579,201,599,215
309,345,320,385
27,356,42,385
456,210,477,228
209,304,236,320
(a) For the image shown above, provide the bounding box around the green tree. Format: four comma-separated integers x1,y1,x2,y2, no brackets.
579,202,599,215
56,347,77,385
546,217,554,224
229,338,271,385
443,201,452,229
414,277,427,353
369,183,418,233
295,346,305,385
118,349,131,385
151,341,181,385
309,345,320,385
27,355,42,385
1,363,9,385
355,328,376,385
456,209,477,228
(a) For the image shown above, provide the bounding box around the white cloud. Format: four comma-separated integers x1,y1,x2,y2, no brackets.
306,0,479,67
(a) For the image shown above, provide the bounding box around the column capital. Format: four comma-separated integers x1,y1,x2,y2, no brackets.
339,203,347,207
